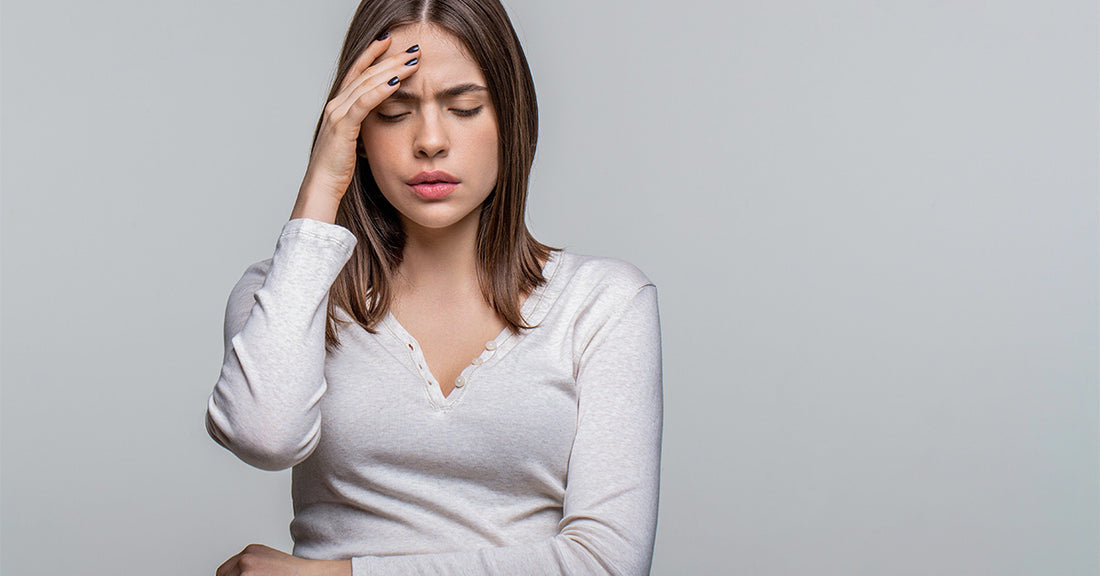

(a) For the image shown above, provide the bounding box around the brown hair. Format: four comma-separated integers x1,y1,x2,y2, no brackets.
316,0,555,351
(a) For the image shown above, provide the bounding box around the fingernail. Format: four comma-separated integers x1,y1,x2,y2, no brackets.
405,57,418,66
387,76,399,86
406,44,419,53
376,31,389,41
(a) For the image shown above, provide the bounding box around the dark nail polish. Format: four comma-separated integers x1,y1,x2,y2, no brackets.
406,44,419,53
387,76,399,86
376,31,389,41
405,57,418,66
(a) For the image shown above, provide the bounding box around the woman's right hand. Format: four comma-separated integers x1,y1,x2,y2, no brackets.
291,34,420,223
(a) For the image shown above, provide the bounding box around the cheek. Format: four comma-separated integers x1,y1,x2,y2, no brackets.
359,139,399,200
360,134,397,173
359,130,378,159
472,124,500,173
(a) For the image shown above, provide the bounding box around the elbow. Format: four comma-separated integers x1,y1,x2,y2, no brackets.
559,523,655,576
205,398,320,471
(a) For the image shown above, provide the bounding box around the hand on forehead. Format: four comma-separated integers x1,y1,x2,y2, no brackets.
375,23,476,68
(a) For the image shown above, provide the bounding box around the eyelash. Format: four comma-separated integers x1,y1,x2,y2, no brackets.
376,106,484,122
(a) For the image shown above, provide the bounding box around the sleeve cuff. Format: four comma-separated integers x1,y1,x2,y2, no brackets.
281,217,358,254
351,556,373,576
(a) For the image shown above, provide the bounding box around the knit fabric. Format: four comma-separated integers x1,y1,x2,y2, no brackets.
206,217,663,575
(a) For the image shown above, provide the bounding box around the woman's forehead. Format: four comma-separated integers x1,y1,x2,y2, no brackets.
378,22,486,95
378,22,476,65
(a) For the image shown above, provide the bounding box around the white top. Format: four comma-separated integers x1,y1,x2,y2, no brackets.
206,217,663,575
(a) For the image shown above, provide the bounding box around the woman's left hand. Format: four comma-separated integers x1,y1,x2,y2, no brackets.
215,544,351,576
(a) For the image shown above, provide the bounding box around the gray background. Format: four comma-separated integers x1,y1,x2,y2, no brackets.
2,1,1096,574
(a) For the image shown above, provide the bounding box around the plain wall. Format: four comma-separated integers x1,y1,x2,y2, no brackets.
2,1,1096,574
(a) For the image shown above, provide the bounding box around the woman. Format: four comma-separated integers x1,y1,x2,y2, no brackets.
206,0,663,574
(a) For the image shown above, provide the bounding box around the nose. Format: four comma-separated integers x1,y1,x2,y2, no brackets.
413,108,449,159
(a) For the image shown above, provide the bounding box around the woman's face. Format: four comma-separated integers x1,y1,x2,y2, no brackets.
359,23,499,233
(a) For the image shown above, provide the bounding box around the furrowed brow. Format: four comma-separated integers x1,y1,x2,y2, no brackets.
438,83,488,98
390,83,488,102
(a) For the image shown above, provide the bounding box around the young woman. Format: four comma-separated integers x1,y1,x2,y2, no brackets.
206,1,662,574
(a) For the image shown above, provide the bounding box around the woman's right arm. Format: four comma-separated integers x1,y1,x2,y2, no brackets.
205,32,421,470
205,218,356,471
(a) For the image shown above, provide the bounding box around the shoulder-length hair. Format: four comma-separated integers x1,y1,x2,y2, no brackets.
315,0,555,352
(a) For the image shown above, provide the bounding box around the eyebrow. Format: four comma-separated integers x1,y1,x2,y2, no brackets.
389,83,488,102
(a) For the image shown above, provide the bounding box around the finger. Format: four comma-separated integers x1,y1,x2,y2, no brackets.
341,79,403,128
337,34,393,94
342,42,420,93
333,54,420,122
332,44,420,114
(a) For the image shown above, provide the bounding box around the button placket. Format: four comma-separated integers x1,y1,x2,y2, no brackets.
377,251,561,410
405,341,437,388
450,337,506,390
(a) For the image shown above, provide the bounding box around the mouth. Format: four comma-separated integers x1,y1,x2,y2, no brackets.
407,171,460,199
407,170,460,186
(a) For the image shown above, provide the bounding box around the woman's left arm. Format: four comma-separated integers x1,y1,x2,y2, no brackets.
353,283,664,576
217,284,663,576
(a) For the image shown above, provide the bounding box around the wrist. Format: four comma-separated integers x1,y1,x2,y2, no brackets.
318,559,352,576
291,179,343,224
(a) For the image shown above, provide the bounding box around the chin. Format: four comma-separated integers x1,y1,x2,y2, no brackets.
400,207,480,232
408,218,462,230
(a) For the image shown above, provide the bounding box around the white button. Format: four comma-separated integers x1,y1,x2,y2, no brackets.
455,376,467,387
471,357,483,365
484,340,497,351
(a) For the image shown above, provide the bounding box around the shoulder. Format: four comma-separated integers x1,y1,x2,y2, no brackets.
230,258,273,302
243,257,273,279
222,257,273,343
544,251,660,366
545,250,657,327
555,250,655,295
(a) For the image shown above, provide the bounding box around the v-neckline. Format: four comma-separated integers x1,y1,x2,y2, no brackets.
379,249,562,408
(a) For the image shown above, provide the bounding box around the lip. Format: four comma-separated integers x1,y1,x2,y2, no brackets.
409,182,458,199
407,170,460,185
406,170,460,200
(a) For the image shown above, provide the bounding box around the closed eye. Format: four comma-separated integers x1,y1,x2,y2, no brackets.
452,106,483,117
375,105,484,122
376,111,408,122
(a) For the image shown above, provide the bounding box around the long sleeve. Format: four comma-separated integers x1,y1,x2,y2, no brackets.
206,217,357,471
352,284,664,576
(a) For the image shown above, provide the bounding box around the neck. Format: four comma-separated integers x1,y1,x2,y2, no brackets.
395,209,483,302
